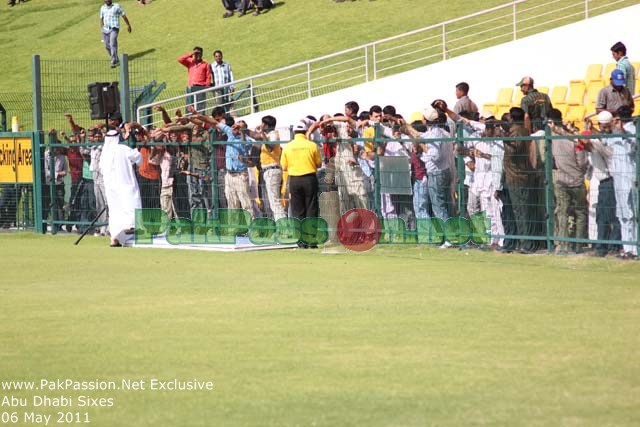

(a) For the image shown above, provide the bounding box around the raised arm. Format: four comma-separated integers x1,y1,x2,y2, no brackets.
185,105,218,126
178,52,194,68
64,114,82,134
153,105,172,125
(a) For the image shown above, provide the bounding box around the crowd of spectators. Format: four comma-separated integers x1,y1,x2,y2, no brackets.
39,96,637,258
30,41,638,257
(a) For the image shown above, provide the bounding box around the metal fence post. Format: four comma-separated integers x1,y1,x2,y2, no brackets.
32,55,43,132
210,131,220,219
47,132,55,234
0,102,6,132
119,54,131,123
544,125,554,252
456,122,466,217
32,131,44,234
373,124,381,218
635,116,640,253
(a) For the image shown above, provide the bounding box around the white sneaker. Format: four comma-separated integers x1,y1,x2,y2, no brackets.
439,241,452,249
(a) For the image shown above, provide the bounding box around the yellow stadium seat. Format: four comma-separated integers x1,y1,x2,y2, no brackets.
635,98,640,114
566,105,586,123
496,106,511,120
585,64,602,82
585,101,597,116
537,86,549,94
636,78,639,95
586,80,605,104
497,103,513,113
604,63,616,79
556,104,568,118
632,62,640,77
496,88,514,105
567,80,586,106
550,86,568,104
513,90,524,106
550,86,567,105
482,103,498,115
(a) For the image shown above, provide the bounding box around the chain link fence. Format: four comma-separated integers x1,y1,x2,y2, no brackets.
27,118,639,256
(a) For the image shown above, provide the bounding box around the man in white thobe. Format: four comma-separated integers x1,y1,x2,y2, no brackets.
100,130,142,246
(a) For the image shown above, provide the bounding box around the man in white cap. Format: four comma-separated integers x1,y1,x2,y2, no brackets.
583,110,621,256
453,110,505,248
601,107,637,259
100,130,142,246
402,105,453,222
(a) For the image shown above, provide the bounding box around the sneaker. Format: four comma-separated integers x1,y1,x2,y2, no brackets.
222,11,234,18
439,241,452,249
617,252,637,260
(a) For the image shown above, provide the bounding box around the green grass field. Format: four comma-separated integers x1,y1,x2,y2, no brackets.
3,1,640,425
1,233,639,426
1,0,631,131
0,0,507,94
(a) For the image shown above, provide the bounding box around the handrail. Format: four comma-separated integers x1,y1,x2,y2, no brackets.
138,0,637,126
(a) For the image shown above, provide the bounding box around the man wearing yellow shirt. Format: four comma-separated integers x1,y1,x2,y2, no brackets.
361,104,395,157
255,115,286,221
281,121,322,224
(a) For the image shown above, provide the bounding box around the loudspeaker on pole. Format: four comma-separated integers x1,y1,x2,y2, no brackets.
88,82,120,120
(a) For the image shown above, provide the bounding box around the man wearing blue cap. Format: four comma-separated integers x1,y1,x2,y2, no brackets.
596,69,634,114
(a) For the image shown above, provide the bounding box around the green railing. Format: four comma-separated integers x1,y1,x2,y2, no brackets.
29,118,640,256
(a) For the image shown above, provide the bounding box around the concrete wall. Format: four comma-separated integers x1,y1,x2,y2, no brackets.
241,4,639,129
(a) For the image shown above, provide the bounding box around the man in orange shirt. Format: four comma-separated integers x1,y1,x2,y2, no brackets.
178,47,212,113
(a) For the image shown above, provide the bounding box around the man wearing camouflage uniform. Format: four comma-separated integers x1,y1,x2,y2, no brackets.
517,76,553,133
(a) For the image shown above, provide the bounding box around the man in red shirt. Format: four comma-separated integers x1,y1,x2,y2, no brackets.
64,132,84,232
178,47,212,113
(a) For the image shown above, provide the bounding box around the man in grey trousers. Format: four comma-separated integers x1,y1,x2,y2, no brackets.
100,0,132,68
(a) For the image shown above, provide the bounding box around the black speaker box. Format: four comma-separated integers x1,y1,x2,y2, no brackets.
88,82,120,120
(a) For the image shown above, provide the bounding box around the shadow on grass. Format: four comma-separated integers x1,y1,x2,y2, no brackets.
128,49,157,61
38,8,95,39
